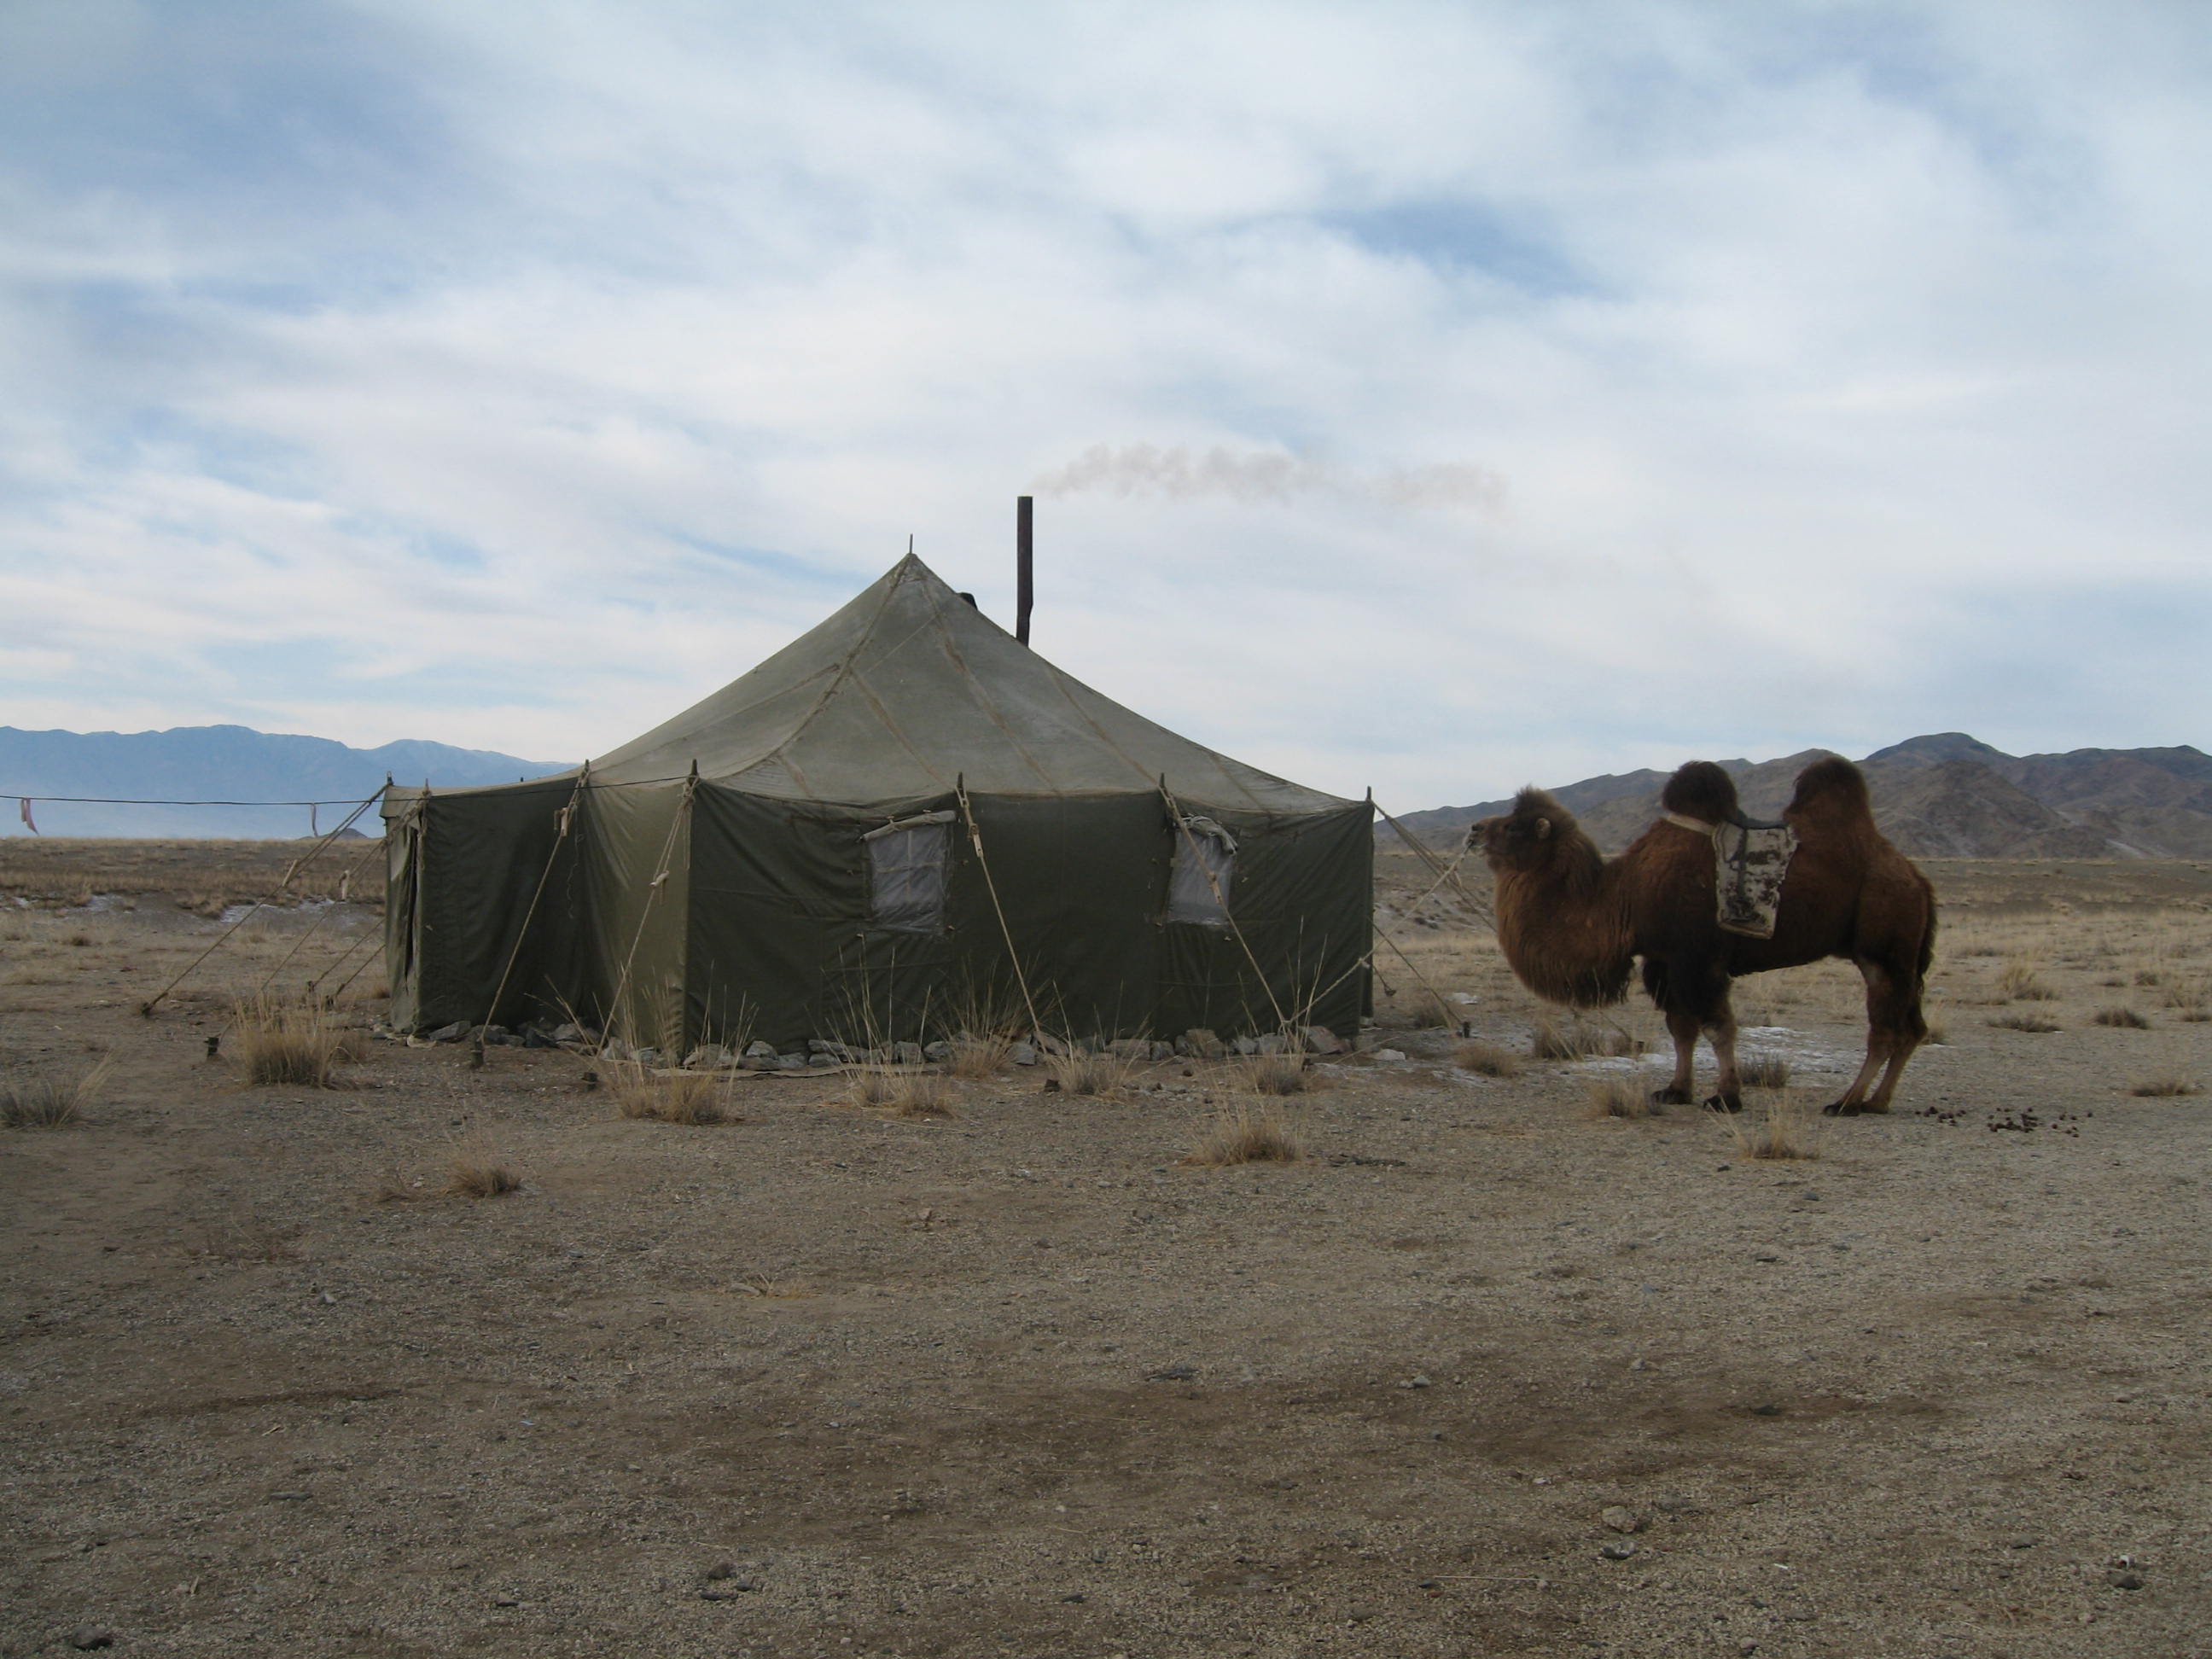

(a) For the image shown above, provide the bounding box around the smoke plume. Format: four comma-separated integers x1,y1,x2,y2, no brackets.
1033,443,1506,513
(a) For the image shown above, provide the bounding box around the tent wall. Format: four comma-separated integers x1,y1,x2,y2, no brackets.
583,780,693,1053
383,781,590,1033
1156,800,1373,1038
678,787,1371,1051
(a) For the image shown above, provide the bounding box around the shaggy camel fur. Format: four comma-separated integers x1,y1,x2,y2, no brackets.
1472,758,1937,1114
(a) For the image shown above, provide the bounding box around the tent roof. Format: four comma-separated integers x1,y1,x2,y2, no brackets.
566,554,1346,812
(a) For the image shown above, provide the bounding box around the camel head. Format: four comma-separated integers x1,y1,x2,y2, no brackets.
1470,788,1575,874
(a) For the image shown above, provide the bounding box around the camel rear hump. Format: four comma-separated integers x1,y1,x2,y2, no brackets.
1785,756,1875,827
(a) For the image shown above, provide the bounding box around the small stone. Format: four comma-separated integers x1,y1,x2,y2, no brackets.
522,1027,557,1049
1010,1043,1039,1066
1372,1048,1407,1062
777,1053,808,1071
551,1022,587,1043
1108,1038,1150,1060
893,1041,924,1066
1347,1604,1377,1622
923,1040,952,1062
1181,1027,1227,1059
271,1489,311,1501
742,1039,777,1058
491,1595,519,1608
806,1053,837,1069
67,1629,116,1651
1601,1505,1644,1534
1780,1604,1815,1621
2105,1569,2143,1590
705,1562,736,1580
425,1022,469,1043
1060,1592,1086,1604
685,1044,731,1069
1753,1251,1780,1263
1598,1540,1639,1561
1147,1363,1198,1382
1256,1032,1286,1055
1149,1041,1176,1062
1233,1035,1260,1056
1401,1374,1433,1389
1302,1024,1346,1055
1749,1402,1784,1417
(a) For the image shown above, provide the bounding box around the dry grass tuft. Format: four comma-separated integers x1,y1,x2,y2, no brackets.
1181,1100,1308,1166
2162,975,2209,1022
1582,1074,1658,1120
2093,1005,2151,1029
2,1057,111,1129
736,1271,813,1299
600,1057,737,1125
447,1150,522,1197
1046,1047,1133,1097
2129,1074,2203,1098
1532,1017,1643,1061
1989,1012,2061,1033
1453,1039,1522,1078
943,1032,1012,1079
1736,1052,1792,1090
233,997,346,1087
1995,961,2058,1001
1726,1092,1825,1161
850,1066,956,1117
1237,1051,1311,1096
1395,987,1457,1029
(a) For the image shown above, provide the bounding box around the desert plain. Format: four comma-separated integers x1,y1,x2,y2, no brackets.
2,841,2209,1657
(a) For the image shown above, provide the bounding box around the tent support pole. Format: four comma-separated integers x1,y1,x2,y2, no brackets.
954,777,1045,1043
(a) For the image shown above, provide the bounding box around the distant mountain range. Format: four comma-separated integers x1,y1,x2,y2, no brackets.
1391,734,2212,860
0,725,569,839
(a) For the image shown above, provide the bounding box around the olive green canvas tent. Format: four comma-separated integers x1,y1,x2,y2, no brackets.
381,554,1371,1054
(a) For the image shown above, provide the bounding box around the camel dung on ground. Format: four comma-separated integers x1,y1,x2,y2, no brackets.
1470,757,1937,1115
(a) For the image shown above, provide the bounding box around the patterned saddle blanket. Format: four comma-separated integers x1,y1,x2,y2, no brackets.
1663,812,1799,939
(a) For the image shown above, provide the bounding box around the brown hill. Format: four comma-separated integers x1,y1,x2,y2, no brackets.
1392,734,2212,859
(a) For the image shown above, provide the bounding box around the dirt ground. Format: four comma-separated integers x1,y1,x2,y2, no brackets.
3,846,2209,1657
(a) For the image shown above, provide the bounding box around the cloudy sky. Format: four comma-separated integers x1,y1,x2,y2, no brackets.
3,1,2207,809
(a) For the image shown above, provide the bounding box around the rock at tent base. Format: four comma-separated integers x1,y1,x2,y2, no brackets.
425,1022,468,1044
1301,1024,1346,1055
893,1041,924,1066
923,1040,952,1063
1010,1042,1039,1066
1179,1028,1227,1060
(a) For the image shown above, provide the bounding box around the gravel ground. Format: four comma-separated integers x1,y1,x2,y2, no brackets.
3,863,2209,1657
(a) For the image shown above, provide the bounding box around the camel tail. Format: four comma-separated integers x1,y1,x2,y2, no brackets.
1786,756,1873,824
1662,760,1738,823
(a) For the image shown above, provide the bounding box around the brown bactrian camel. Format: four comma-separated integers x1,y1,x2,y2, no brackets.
1470,757,1937,1115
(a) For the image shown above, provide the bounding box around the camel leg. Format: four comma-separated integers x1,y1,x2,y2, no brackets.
1703,997,1743,1114
1653,1004,1700,1106
1827,960,1922,1115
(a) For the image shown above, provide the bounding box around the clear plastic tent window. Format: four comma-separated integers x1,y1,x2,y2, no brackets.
864,811,955,932
1167,815,1237,928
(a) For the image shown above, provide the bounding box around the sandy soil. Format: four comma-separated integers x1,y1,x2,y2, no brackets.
3,852,2209,1657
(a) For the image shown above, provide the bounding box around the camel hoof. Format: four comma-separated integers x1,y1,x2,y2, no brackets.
1824,1099,1860,1117
1702,1093,1743,1114
1650,1087,1692,1106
